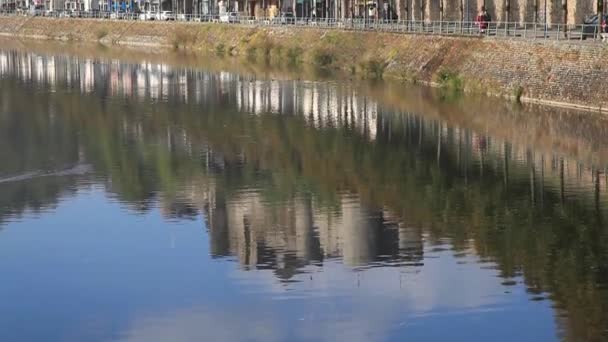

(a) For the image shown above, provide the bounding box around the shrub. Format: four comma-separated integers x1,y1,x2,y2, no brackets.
311,48,335,68
270,44,283,61
360,58,387,79
245,46,257,60
513,86,524,102
260,40,274,61
436,69,463,91
286,47,303,65
215,43,226,56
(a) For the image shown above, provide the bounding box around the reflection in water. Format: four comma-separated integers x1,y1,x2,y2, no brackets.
1,48,608,342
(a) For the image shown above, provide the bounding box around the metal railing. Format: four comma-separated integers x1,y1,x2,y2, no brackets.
1,9,607,43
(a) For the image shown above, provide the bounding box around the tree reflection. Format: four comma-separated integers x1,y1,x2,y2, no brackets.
1,49,608,341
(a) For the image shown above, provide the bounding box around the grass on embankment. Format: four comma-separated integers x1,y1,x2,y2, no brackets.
164,24,572,105
167,25,398,80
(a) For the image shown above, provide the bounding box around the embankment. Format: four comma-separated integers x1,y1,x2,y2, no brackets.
1,16,607,111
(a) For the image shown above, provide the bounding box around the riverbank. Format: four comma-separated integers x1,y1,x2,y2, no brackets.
1,16,607,111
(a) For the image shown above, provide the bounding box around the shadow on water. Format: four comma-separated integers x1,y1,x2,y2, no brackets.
1,43,608,341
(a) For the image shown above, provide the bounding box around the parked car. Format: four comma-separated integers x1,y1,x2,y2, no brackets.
582,14,608,39
157,11,175,21
272,12,295,25
219,12,239,23
140,11,156,20
193,15,215,22
112,11,136,20
87,9,99,18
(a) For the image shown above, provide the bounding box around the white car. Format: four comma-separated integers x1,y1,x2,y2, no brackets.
139,11,155,20
219,12,238,23
157,11,174,21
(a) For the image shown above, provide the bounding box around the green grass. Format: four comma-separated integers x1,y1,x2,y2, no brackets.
436,69,463,91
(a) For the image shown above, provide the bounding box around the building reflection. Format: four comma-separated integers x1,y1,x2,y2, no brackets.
2,48,608,341
2,48,608,258
2,48,608,231
0,50,380,141
203,190,423,277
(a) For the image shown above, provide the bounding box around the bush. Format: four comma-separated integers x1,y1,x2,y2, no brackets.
513,86,524,102
286,47,303,65
260,40,274,61
436,70,463,91
245,46,257,60
215,43,226,56
311,48,335,68
270,44,282,61
360,58,387,79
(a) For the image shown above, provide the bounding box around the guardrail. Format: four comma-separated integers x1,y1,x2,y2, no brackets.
1,9,607,43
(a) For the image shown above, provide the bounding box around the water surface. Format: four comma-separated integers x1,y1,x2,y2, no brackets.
1,45,608,342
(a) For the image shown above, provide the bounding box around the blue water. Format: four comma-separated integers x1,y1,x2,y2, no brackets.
1,46,606,341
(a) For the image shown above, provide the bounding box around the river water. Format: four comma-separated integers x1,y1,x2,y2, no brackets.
1,43,607,342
